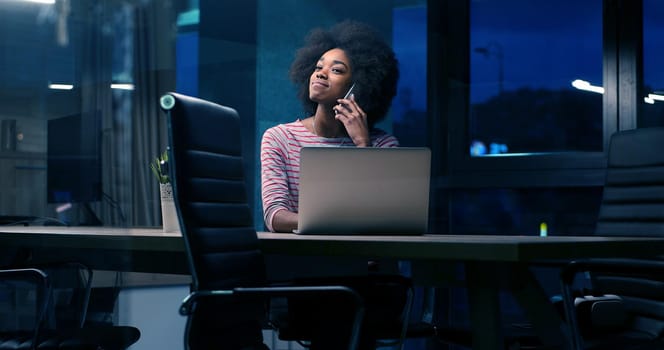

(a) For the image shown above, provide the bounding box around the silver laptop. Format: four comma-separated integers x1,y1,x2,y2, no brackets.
296,147,431,235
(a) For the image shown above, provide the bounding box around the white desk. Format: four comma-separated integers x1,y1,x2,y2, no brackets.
2,226,664,349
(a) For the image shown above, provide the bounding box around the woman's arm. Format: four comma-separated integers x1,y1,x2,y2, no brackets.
260,127,297,232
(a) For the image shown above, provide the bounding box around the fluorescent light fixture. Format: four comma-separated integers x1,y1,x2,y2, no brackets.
111,83,135,90
177,9,200,27
645,96,655,104
24,0,55,3
49,83,74,90
571,79,604,94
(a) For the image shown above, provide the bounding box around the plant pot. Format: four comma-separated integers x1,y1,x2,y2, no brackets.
160,183,180,233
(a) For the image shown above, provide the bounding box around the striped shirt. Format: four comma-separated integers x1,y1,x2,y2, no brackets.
260,119,399,232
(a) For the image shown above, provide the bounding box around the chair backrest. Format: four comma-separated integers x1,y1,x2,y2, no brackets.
160,92,266,292
583,127,664,342
595,127,664,237
0,268,49,342
161,93,271,350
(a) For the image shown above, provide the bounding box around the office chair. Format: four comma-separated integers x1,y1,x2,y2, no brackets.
430,128,664,350
161,92,365,350
558,127,664,350
0,262,140,350
0,268,50,350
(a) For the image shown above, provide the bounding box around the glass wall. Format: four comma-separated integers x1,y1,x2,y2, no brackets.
0,0,427,230
469,0,603,156
450,187,603,236
0,0,658,238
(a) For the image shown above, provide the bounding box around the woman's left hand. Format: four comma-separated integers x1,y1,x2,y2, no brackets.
334,95,371,147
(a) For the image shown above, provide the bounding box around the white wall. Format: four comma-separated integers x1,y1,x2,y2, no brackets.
118,285,189,350
117,285,306,350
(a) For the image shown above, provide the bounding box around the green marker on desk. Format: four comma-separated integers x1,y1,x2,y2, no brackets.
539,222,548,237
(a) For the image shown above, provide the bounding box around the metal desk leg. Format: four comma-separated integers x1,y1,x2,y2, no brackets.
465,262,504,350
509,264,568,349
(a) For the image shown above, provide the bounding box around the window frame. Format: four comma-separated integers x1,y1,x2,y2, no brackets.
431,0,644,189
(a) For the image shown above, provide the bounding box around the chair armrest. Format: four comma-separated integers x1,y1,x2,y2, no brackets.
561,258,664,286
27,261,93,328
180,285,364,316
560,258,664,350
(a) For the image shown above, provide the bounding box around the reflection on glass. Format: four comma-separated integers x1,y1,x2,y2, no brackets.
0,0,430,229
391,3,427,147
450,187,602,236
0,1,157,227
642,0,664,127
469,0,603,156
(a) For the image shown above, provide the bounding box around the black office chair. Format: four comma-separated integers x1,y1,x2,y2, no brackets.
0,268,50,350
160,92,418,350
430,128,664,350
161,92,364,350
558,127,664,350
0,262,140,350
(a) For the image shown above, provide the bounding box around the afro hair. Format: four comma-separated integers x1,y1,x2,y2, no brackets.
289,20,399,127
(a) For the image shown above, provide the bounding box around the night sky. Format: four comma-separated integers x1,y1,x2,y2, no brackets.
470,0,604,103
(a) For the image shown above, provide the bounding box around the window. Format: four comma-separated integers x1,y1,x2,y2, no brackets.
469,0,603,156
450,187,602,236
642,0,664,127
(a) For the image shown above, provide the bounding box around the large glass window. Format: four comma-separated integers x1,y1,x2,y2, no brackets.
469,0,603,156
391,4,427,147
450,187,602,236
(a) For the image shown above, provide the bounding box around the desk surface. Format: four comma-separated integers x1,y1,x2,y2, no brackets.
1,226,664,269
258,231,664,262
3,226,663,350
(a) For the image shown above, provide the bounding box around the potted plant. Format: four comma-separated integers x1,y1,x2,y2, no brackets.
150,149,170,185
151,149,178,233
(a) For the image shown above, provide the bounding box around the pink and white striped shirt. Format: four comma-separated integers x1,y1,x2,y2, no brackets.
260,119,399,232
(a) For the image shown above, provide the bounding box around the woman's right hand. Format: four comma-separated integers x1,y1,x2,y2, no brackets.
334,95,371,147
271,209,299,233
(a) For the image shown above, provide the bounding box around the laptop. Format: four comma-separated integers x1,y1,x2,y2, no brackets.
296,147,431,235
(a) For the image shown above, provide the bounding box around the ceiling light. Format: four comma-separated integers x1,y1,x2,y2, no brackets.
49,83,74,90
24,0,56,4
111,83,135,90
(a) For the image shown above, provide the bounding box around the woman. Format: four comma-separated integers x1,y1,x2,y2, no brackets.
260,21,410,350
261,19,400,233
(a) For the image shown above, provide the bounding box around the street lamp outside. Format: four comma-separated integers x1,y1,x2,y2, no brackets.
474,41,504,95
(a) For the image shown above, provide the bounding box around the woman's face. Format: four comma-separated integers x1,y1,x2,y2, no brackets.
308,48,353,104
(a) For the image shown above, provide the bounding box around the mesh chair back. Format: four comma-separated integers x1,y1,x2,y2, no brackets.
595,127,664,237
584,127,664,343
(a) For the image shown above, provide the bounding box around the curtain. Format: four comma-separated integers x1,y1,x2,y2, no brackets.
131,1,173,227
79,2,117,226
81,0,175,227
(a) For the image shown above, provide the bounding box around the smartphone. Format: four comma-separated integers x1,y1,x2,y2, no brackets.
343,83,356,99
335,84,356,115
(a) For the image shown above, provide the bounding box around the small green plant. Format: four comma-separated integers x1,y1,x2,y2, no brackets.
151,149,170,184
